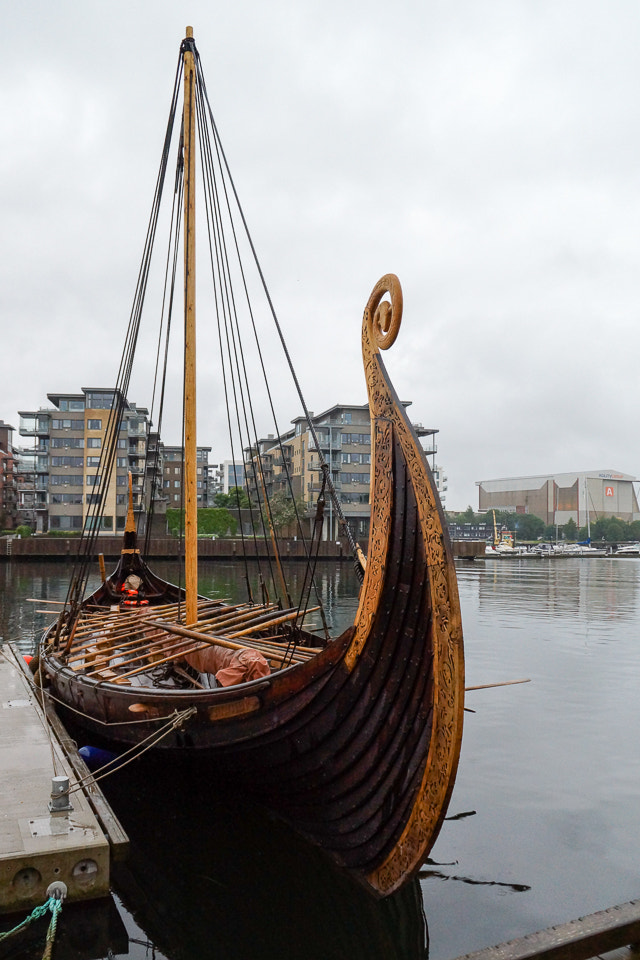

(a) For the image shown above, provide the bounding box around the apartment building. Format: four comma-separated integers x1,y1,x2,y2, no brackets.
0,420,18,530
18,388,150,534
161,444,212,507
245,403,442,541
216,460,245,495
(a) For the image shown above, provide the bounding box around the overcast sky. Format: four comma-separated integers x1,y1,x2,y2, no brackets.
2,1,640,509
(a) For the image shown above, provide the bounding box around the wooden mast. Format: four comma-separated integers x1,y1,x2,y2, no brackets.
183,26,198,624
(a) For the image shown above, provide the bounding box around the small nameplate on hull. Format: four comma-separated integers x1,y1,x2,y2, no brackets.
208,696,260,721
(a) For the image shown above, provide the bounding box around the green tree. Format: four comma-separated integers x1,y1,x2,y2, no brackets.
264,491,307,534
213,487,251,509
605,518,626,543
513,514,545,541
627,520,640,540
563,518,578,542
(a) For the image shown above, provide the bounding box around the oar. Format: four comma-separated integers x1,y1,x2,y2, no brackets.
227,607,320,639
26,598,65,604
465,679,531,691
145,620,312,663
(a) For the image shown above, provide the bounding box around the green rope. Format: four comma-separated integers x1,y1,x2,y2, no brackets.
0,896,63,959
41,898,62,960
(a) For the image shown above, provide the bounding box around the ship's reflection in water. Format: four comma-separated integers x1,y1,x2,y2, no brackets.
102,759,429,960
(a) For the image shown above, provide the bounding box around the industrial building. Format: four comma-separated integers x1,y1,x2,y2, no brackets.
477,470,640,526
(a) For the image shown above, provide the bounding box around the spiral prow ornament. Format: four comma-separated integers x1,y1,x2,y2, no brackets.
363,273,403,352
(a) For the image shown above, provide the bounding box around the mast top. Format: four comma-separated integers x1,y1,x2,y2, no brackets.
186,26,193,38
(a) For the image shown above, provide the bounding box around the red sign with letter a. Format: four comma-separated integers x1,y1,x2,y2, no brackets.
605,486,614,497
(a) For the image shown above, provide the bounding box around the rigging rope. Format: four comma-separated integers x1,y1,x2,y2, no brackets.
194,48,365,583
195,79,283,604
58,50,185,626
58,36,352,641
193,55,344,626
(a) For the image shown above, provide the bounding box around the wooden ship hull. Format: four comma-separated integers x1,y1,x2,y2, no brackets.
105,756,430,959
43,278,464,896
36,31,464,898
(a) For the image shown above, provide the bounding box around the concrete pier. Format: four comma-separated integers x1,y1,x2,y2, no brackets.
0,644,127,915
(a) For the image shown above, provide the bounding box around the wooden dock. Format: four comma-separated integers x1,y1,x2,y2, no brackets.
0,643,127,915
450,900,640,960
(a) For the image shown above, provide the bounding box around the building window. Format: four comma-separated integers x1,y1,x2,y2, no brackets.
116,458,127,467
87,419,102,430
51,438,84,448
342,472,369,484
87,438,101,448
341,452,371,464
52,419,84,430
87,457,101,467
86,475,102,487
117,439,127,449
116,494,126,504
86,392,114,409
50,475,83,486
174,481,180,488
49,515,83,530
51,456,84,467
86,494,101,505
116,476,127,486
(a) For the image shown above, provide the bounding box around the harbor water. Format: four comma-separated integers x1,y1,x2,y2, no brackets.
1,556,640,959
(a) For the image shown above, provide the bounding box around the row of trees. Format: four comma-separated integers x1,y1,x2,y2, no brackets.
449,506,640,544
166,489,307,537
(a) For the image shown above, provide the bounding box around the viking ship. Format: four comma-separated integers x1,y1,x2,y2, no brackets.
37,28,465,897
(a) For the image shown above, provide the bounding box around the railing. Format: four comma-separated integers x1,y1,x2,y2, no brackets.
308,480,342,493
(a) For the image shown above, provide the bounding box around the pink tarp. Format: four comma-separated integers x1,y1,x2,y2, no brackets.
184,644,270,686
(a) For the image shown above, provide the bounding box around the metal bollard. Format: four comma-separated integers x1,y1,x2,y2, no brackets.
49,775,73,812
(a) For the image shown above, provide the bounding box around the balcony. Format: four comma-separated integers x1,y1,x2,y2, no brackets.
19,416,50,437
308,480,342,494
